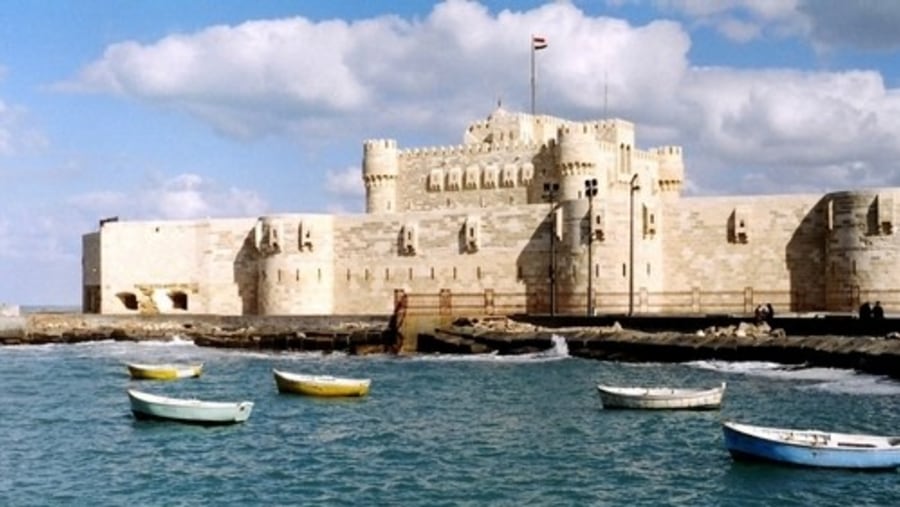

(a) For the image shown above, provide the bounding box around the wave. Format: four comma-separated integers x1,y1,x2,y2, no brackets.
411,335,570,363
686,359,900,395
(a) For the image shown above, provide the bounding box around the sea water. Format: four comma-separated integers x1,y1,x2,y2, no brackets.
1,337,899,506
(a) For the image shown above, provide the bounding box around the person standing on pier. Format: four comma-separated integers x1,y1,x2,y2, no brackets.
873,301,885,319
859,301,873,320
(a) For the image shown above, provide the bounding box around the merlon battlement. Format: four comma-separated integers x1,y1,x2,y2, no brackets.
363,139,398,152
655,145,682,156
398,140,543,159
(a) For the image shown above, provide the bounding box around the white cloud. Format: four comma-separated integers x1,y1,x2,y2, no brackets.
656,0,900,50
67,173,268,222
140,173,269,220
58,1,694,139
0,208,75,261
652,0,806,42
325,166,365,197
0,99,48,156
53,0,900,198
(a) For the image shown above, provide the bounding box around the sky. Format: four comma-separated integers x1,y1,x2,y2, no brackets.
3,0,900,306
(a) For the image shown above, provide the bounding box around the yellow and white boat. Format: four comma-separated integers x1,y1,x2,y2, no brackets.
273,369,371,397
126,362,203,380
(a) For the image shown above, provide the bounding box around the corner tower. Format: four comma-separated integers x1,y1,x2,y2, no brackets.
556,123,602,200
362,139,399,213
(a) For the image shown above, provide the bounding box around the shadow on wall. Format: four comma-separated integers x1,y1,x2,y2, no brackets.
785,196,828,312
233,229,260,315
515,207,554,315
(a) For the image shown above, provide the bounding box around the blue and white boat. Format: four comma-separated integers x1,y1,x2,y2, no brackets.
722,421,900,470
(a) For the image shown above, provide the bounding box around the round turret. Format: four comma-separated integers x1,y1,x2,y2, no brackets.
556,123,602,200
824,191,900,311
255,214,335,315
362,139,399,213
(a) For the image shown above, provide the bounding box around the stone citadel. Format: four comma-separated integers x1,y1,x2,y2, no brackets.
82,107,900,316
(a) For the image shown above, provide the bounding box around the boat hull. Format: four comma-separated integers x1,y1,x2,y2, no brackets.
273,370,371,397
128,389,253,425
596,383,725,410
723,422,900,470
127,363,203,380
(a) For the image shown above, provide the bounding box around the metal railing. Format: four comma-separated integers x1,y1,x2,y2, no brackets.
400,287,900,317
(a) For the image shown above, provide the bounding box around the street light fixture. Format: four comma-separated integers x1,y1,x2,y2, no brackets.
628,173,640,316
542,182,560,316
584,178,598,316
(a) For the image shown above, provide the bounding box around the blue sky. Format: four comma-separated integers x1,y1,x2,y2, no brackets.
3,0,900,305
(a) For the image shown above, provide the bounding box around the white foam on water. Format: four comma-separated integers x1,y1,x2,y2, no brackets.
687,360,803,375
687,359,900,395
412,335,570,363
797,373,900,395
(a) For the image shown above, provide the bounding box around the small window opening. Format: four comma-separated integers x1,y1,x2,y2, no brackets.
117,292,138,311
170,291,188,311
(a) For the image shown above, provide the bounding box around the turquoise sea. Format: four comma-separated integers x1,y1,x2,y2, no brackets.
1,336,899,506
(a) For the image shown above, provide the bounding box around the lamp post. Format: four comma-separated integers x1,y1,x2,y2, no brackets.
584,178,598,316
542,182,559,315
628,174,640,316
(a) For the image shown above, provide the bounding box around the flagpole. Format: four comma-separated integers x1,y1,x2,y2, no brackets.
530,35,536,115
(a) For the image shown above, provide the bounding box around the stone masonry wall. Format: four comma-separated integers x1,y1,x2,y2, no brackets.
331,205,549,315
99,218,256,314
662,193,826,313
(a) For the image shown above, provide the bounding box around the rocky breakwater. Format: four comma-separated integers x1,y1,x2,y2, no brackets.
420,317,900,380
2,313,397,354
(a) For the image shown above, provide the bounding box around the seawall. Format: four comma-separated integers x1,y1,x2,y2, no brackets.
418,318,900,380
0,313,396,353
3,313,900,379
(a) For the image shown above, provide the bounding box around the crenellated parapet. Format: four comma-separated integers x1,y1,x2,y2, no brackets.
398,139,542,159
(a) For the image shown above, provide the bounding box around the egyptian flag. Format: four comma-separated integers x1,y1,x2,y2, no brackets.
532,35,548,50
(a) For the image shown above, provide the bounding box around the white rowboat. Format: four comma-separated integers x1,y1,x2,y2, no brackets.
127,389,253,424
596,382,726,410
